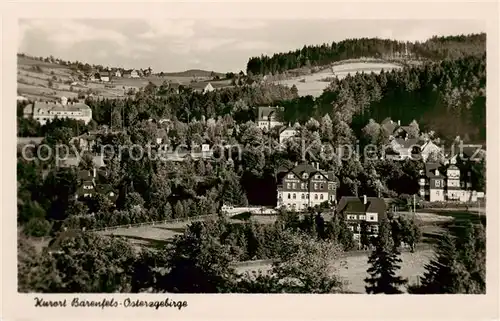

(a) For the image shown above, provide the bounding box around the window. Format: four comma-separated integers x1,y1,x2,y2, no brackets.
435,180,441,188
293,193,296,199
301,183,306,189
314,194,318,200
302,173,308,179
288,193,291,199
292,183,296,189
436,191,440,196
301,193,305,199
314,183,318,189
328,183,334,190
372,225,379,233
306,193,309,199
320,194,323,200
288,174,294,179
359,215,366,220
320,184,324,189
347,215,356,220
348,226,354,231
287,183,291,189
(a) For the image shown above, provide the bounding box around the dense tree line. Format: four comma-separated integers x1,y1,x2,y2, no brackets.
277,55,486,143
247,33,485,75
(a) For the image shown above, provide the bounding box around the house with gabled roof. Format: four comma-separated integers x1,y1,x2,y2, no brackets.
386,137,422,160
336,195,387,238
257,106,284,130
279,125,299,144
276,162,337,211
75,168,118,203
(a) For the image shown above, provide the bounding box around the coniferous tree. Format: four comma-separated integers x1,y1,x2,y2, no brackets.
365,219,407,294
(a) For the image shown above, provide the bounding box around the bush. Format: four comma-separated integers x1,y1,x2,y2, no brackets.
24,218,52,237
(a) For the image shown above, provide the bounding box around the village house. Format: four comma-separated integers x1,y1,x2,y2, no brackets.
23,96,92,125
76,168,118,203
419,140,444,162
279,125,299,144
276,162,337,211
114,70,122,78
336,196,387,239
100,71,111,82
418,162,480,202
386,137,421,160
203,82,215,93
130,70,140,78
257,106,284,130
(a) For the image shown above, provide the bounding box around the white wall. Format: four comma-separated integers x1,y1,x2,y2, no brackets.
429,189,445,202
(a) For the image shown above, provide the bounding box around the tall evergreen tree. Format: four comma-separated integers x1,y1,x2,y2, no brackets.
365,219,407,294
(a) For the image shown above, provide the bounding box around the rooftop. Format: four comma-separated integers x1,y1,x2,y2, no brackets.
336,196,387,215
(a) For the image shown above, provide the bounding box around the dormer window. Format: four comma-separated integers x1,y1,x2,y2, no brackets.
288,174,294,179
302,173,309,179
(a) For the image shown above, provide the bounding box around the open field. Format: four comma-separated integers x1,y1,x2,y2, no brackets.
274,61,402,97
235,246,434,293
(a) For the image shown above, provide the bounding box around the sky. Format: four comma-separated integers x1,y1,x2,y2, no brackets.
18,19,485,73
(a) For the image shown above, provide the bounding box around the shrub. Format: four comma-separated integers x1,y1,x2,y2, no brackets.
24,218,52,237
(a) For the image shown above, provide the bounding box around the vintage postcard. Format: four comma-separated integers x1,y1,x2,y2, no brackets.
1,1,499,320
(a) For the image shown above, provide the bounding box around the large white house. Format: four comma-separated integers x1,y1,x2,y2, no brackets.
276,162,337,211
279,126,299,144
23,97,92,125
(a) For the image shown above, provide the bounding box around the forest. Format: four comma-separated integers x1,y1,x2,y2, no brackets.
246,33,486,75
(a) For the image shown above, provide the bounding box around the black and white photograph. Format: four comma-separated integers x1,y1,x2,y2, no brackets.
3,3,499,319
14,16,490,296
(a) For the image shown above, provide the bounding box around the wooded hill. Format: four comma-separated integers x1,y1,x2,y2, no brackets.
246,33,486,75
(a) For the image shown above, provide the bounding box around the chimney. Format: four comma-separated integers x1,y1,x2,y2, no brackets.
93,167,97,178
316,162,320,170
397,120,401,126
363,195,367,204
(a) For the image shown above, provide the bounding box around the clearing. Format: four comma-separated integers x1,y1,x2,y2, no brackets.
273,61,402,97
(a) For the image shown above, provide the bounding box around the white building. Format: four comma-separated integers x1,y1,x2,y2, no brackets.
276,162,337,211
257,106,284,130
279,126,298,144
23,97,92,126
203,83,215,93
420,140,444,162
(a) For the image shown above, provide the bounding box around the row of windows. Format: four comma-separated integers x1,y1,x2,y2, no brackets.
285,193,325,200
287,173,325,180
83,185,94,190
286,182,335,190
348,225,379,233
346,214,377,221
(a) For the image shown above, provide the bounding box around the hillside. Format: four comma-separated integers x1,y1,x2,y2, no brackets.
17,56,230,101
163,69,225,78
247,33,486,75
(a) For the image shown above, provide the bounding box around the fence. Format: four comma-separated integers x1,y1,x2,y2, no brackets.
75,214,218,233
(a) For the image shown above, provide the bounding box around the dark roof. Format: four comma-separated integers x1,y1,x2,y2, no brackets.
381,118,398,134
336,196,387,215
257,106,282,120
278,162,336,183
424,162,443,178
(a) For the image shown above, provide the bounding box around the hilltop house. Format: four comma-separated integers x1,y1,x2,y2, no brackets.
276,162,337,211
203,82,215,93
336,196,387,239
100,71,111,82
23,97,92,125
130,70,140,78
114,70,122,78
257,106,284,130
